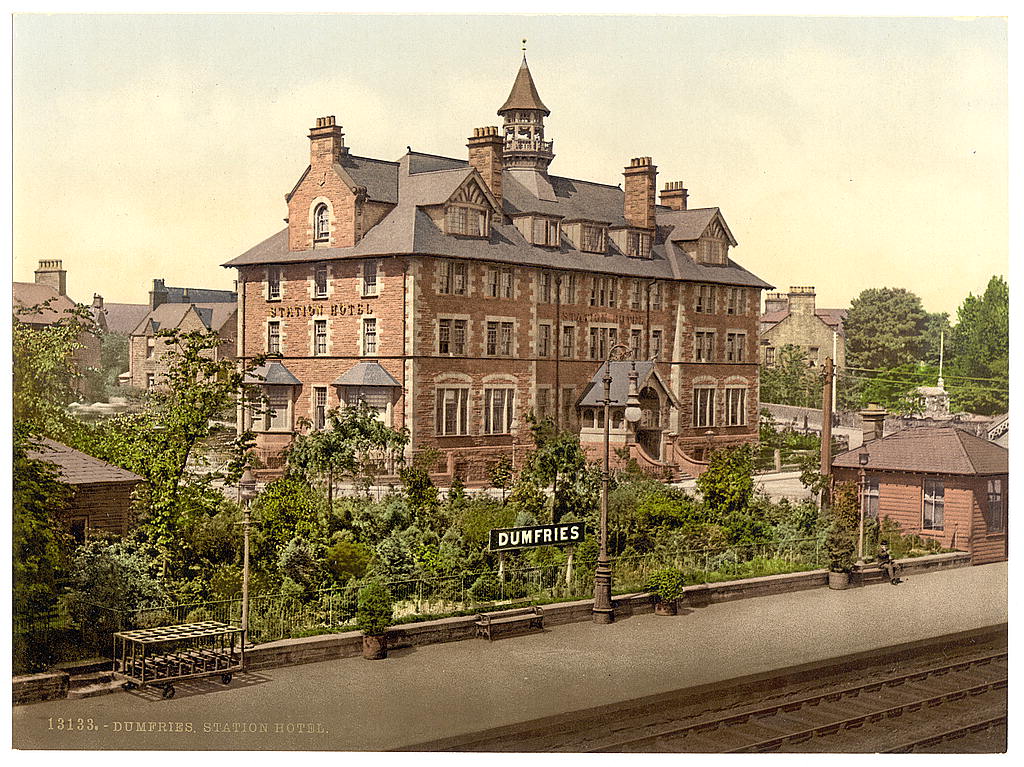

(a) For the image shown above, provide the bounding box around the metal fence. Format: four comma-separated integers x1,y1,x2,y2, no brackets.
16,536,822,667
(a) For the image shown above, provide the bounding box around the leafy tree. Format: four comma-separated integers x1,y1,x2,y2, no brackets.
760,345,818,407
948,275,1008,415
845,287,929,370
251,476,328,569
288,404,408,502
13,300,98,440
697,445,754,518
488,455,514,504
517,419,600,524
73,329,261,566
326,536,374,584
13,429,72,623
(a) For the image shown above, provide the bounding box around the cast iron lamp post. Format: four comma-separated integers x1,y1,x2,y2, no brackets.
593,347,643,624
857,448,869,563
237,469,258,647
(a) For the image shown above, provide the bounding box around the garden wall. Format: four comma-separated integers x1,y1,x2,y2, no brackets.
14,550,972,703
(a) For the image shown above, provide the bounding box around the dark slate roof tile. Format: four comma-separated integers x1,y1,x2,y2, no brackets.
332,361,402,387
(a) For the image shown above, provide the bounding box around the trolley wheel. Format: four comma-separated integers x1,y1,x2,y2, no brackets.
123,681,137,691
162,685,175,699
221,673,233,685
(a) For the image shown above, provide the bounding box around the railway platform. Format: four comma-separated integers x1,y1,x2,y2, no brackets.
12,560,1008,752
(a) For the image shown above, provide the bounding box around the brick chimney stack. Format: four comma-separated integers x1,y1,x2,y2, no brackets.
624,157,657,230
308,115,348,167
467,126,504,211
34,259,66,296
860,403,886,444
92,294,103,309
660,180,689,211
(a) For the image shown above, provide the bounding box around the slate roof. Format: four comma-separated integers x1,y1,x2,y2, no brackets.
223,152,773,290
245,361,302,386
103,303,151,335
498,57,550,115
332,361,402,388
12,282,78,325
26,438,143,486
761,307,848,335
131,302,236,336
832,427,1008,476
157,284,236,304
577,361,674,407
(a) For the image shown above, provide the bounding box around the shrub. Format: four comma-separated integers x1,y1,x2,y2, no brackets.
355,581,395,637
825,524,856,573
645,568,687,602
468,573,501,602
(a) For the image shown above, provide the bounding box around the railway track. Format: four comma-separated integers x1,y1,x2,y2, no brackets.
410,625,1006,754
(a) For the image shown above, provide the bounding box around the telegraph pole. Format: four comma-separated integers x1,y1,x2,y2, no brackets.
820,357,834,499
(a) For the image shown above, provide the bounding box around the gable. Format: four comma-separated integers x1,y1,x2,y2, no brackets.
700,213,737,247
447,173,501,215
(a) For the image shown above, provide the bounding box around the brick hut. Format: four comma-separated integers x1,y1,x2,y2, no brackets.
832,426,1008,565
27,439,144,543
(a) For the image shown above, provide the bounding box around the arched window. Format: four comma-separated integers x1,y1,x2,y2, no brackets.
313,203,330,243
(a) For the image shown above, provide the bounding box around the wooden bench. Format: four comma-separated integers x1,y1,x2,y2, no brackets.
474,606,545,641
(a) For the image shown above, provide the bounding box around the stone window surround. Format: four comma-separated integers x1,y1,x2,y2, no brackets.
484,315,517,357
536,321,553,358
434,374,472,437
309,196,335,248
694,327,717,363
360,316,379,357
725,329,748,363
436,315,471,356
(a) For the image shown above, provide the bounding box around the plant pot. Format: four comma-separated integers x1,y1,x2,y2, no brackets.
828,570,850,590
362,634,387,660
654,600,678,616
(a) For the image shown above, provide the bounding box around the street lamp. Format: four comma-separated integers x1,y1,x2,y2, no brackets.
237,468,258,648
857,449,869,564
594,346,643,625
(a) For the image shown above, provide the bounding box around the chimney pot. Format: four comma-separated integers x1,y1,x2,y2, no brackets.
660,180,689,211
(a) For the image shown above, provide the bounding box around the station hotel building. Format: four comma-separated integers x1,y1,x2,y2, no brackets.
225,57,772,481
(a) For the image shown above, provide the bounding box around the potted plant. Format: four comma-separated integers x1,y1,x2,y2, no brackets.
356,581,395,660
825,524,856,590
645,568,687,615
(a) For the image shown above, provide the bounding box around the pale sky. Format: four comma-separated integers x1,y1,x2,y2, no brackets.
12,14,1009,317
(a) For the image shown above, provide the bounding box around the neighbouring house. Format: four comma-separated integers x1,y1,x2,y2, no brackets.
760,286,846,369
832,418,1008,565
128,279,238,389
92,294,150,336
222,55,773,480
13,260,102,391
26,438,144,543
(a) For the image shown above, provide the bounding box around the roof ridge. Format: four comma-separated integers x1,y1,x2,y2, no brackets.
345,154,400,166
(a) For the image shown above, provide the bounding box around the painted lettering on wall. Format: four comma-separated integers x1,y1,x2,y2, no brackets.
267,303,374,318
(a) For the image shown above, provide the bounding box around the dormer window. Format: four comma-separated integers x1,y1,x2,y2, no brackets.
627,231,652,258
313,203,330,243
698,239,727,264
531,218,560,247
580,224,607,253
446,204,490,237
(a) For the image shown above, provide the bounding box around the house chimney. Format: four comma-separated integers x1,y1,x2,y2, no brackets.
308,115,348,167
860,403,886,444
660,180,688,211
624,157,657,229
150,278,169,310
467,126,504,210
92,294,103,309
34,259,66,296
788,286,816,317
764,292,788,314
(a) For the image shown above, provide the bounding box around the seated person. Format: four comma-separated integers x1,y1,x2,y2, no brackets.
877,541,900,584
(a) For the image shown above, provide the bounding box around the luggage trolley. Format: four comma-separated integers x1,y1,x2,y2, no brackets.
113,620,245,699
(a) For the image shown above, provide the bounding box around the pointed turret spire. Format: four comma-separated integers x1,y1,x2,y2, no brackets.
498,47,554,172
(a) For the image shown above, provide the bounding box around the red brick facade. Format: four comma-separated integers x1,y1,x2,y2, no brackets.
227,58,772,482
